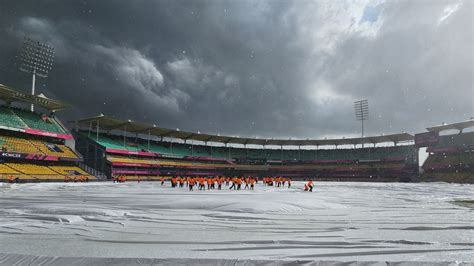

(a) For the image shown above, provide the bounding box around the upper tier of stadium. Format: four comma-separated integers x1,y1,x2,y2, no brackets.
75,114,414,147
0,84,68,134
426,119,474,133
0,84,68,111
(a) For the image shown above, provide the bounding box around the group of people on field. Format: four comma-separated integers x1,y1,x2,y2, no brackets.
159,176,315,192
263,176,292,188
6,175,20,183
64,175,89,183
162,176,257,191
110,174,315,192
113,175,127,183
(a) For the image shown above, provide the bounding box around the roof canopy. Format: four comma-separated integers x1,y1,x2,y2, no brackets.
426,119,474,133
0,83,68,111
75,114,414,146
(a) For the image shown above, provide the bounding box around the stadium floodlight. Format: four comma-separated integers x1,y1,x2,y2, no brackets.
354,99,369,138
18,37,55,112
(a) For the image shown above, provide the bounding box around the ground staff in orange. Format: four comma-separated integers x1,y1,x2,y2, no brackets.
236,177,242,190
189,177,195,191
307,180,314,192
199,177,206,190
229,177,237,190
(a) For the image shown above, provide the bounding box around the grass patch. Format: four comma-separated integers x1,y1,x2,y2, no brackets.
452,200,474,208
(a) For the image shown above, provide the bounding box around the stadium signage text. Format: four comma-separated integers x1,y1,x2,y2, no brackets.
0,152,69,162
1,152,22,158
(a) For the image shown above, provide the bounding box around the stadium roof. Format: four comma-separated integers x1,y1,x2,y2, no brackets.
75,114,414,146
0,83,69,111
426,119,474,133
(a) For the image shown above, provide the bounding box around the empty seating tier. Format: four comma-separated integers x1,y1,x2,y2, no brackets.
12,109,65,133
0,134,79,159
6,163,57,175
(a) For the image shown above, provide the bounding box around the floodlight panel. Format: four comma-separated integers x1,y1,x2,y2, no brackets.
19,38,55,77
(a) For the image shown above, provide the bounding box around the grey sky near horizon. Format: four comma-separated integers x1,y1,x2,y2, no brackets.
0,0,472,140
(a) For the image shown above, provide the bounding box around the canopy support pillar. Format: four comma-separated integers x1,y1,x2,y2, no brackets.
147,130,151,151
123,125,127,148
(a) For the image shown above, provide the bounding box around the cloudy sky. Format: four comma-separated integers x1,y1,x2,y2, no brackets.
0,0,472,139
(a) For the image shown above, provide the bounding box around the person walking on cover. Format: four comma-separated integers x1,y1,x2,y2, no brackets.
307,180,314,192
199,177,206,190
237,177,242,190
229,177,237,190
250,177,255,190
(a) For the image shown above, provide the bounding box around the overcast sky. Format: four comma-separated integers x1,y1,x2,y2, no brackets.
0,0,472,139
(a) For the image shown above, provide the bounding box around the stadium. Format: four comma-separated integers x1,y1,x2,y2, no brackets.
0,77,473,264
0,82,471,184
0,83,472,263
0,1,473,263
0,84,472,184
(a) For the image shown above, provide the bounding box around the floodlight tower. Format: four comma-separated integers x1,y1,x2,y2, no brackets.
354,99,369,138
18,37,55,112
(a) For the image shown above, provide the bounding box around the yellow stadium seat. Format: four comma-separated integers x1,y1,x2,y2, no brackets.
6,163,58,175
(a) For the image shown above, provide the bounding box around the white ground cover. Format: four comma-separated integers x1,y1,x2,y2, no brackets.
0,181,472,264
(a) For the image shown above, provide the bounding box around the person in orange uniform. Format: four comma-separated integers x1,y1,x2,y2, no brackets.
217,177,223,190
189,177,195,191
287,177,292,188
249,177,255,190
199,177,206,190
161,177,165,186
206,177,212,190
229,177,236,190
179,177,185,188
236,177,242,190
307,180,314,192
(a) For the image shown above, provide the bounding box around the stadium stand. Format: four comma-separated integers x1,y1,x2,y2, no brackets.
7,163,57,175
73,115,419,182
0,106,66,133
0,84,95,182
0,106,27,129
0,164,19,174
0,134,79,159
421,124,474,183
12,108,66,133
49,165,93,176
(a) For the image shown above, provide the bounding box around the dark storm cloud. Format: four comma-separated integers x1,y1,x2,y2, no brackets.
0,0,472,140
